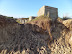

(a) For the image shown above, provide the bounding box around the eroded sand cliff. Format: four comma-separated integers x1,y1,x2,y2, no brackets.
0,16,72,54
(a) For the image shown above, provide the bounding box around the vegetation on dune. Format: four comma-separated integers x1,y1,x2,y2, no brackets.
0,15,14,19
27,16,52,23
16,20,22,24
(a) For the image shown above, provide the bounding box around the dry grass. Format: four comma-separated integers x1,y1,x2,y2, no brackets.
27,16,53,47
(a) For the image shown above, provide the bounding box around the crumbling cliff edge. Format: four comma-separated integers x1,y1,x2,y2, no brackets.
0,16,72,54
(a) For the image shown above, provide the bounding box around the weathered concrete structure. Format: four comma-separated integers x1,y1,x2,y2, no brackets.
17,6,58,24
37,6,58,20
17,18,29,24
17,16,36,24
29,16,36,21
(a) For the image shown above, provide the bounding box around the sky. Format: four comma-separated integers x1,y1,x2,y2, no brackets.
0,0,72,18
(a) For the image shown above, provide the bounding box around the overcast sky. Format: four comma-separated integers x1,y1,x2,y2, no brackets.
0,0,72,18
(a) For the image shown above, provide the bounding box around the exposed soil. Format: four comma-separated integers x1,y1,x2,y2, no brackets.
0,16,72,54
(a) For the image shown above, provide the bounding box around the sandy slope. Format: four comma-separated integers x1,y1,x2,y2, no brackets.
0,16,72,54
